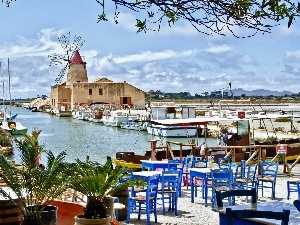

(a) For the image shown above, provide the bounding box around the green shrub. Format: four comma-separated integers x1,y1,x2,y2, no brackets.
264,136,278,142
0,131,12,147
274,127,284,132
275,117,291,122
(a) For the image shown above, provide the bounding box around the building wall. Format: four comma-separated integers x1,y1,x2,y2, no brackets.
51,60,145,110
71,81,145,108
67,64,88,85
50,84,71,110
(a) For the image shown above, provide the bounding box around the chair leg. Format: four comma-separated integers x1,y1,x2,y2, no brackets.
287,181,291,200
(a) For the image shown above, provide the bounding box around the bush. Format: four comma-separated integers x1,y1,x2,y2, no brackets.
275,117,291,122
0,130,12,147
274,127,284,132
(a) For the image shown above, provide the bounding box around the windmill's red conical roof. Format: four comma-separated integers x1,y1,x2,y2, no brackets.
70,50,83,64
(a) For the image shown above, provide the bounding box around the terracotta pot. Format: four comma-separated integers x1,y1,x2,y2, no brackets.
74,215,111,225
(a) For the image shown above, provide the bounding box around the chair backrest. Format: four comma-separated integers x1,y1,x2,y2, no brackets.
146,174,161,199
218,158,231,169
211,168,233,189
192,159,207,168
216,188,257,208
230,163,241,183
160,170,181,194
168,159,184,170
260,161,279,181
245,163,258,185
184,155,195,169
226,208,290,225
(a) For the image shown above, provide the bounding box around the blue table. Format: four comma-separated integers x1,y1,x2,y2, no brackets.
217,202,300,225
140,160,169,171
189,167,212,206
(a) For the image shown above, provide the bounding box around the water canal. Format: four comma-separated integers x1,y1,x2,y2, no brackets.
7,106,214,164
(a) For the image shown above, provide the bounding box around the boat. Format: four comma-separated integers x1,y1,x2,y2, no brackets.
120,119,147,131
0,59,28,135
147,105,198,138
103,109,145,127
0,120,28,135
54,102,72,117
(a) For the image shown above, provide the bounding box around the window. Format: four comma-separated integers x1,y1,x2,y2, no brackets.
99,89,103,95
89,89,92,95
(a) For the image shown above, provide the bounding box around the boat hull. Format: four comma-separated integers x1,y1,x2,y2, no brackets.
147,124,197,138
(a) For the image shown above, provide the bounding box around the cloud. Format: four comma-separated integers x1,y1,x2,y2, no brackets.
113,50,198,64
204,44,232,53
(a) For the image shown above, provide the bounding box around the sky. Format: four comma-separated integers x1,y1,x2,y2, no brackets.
0,0,300,99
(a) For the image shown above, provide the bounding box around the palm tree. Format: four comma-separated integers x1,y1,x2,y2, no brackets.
0,129,74,225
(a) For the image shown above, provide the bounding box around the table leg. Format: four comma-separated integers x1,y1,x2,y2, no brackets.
191,175,195,203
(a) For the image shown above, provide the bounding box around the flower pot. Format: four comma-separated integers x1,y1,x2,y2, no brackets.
74,215,111,225
0,198,23,225
25,205,58,225
111,187,129,221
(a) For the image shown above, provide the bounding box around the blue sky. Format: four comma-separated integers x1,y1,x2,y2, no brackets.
0,0,300,99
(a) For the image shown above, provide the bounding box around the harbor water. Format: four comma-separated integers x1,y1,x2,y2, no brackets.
7,106,214,165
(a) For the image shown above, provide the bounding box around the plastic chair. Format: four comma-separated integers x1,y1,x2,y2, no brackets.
226,208,290,225
158,170,181,215
211,168,233,208
256,161,279,199
215,187,257,208
217,157,231,169
127,174,160,225
183,155,194,189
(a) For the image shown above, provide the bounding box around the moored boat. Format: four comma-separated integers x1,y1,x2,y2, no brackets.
1,121,28,135
147,105,198,138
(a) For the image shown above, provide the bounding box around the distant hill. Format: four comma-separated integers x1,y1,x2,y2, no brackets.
231,88,294,96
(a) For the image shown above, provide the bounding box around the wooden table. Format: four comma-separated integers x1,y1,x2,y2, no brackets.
140,160,169,171
216,202,300,225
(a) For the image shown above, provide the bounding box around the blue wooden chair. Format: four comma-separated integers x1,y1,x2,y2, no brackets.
192,158,208,199
287,179,300,200
235,163,258,191
168,159,184,196
226,208,290,225
183,155,195,189
211,168,233,208
215,187,257,208
256,161,279,199
217,157,231,169
158,170,181,216
127,174,160,225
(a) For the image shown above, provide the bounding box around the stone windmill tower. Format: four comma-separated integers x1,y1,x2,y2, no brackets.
66,50,88,85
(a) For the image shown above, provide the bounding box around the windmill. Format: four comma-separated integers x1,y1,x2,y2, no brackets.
48,32,85,85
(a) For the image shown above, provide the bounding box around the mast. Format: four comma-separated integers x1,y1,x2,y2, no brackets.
8,58,11,117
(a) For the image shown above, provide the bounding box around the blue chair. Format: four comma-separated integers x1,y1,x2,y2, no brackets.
211,168,233,208
168,159,184,196
235,163,258,191
158,170,181,215
192,158,208,199
256,161,279,199
217,157,231,169
183,155,195,189
127,174,161,225
216,187,257,208
192,158,207,168
287,180,300,200
226,208,290,225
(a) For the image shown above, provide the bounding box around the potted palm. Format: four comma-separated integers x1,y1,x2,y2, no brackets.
0,129,74,225
71,158,145,225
